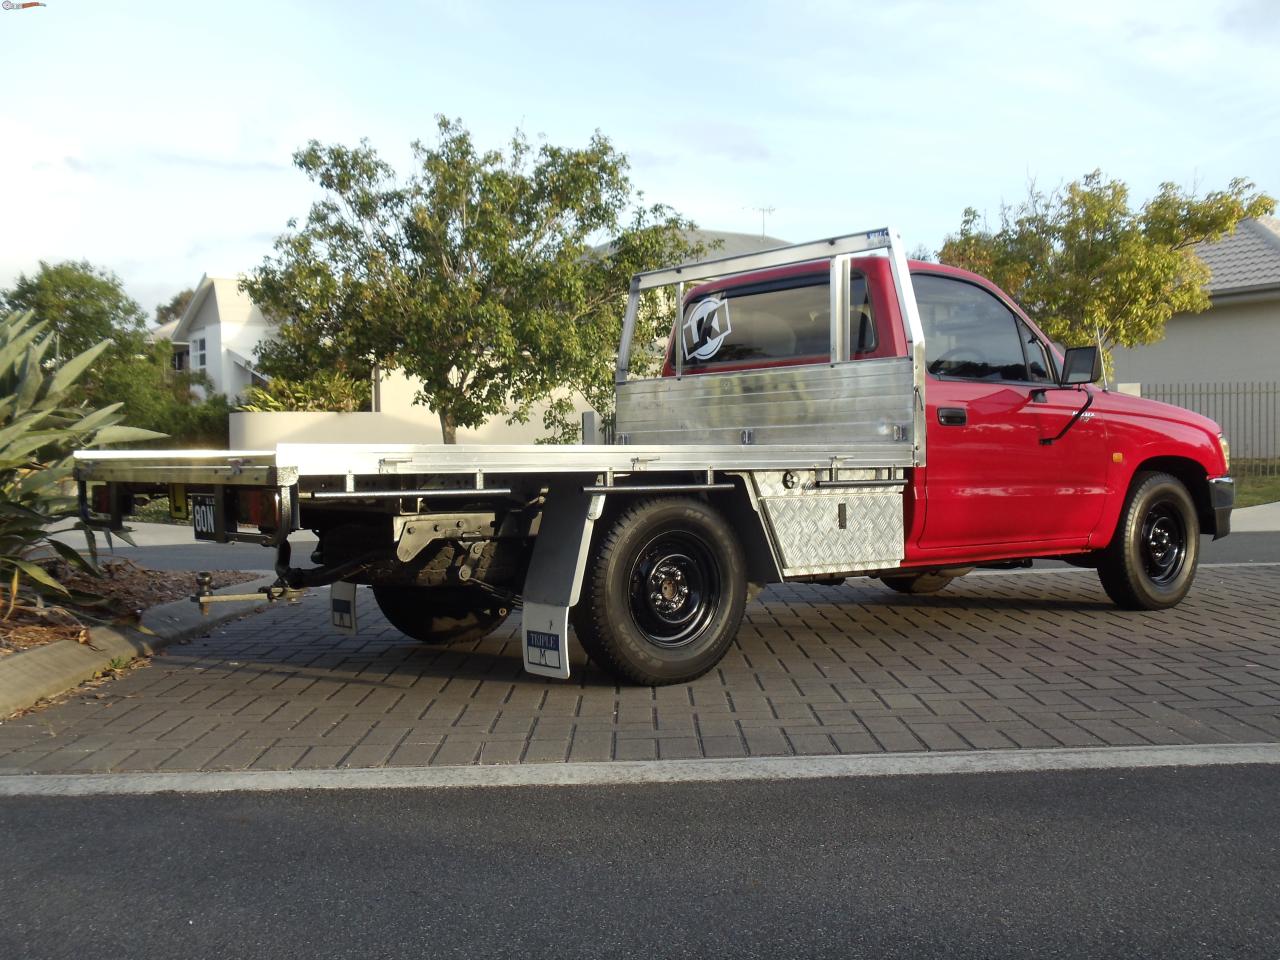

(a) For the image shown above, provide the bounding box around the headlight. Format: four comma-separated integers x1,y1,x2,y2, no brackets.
1218,433,1230,472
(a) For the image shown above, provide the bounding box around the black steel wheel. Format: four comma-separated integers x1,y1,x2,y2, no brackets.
372,585,509,645
627,530,721,647
1098,471,1199,610
572,497,746,686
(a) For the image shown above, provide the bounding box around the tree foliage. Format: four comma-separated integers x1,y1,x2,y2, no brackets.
0,310,164,612
77,335,232,448
244,117,703,442
938,171,1275,362
155,288,195,327
0,266,228,448
240,370,371,413
2,260,147,358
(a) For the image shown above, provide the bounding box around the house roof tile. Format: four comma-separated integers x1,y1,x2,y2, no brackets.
1197,215,1280,295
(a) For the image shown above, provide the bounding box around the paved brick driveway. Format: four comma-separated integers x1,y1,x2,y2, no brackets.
1,566,1278,774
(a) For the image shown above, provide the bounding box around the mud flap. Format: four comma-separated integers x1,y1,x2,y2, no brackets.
520,482,603,679
331,581,357,635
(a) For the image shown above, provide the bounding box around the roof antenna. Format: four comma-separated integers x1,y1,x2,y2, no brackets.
749,205,775,238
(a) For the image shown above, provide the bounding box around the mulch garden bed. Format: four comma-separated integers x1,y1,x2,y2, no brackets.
0,559,259,656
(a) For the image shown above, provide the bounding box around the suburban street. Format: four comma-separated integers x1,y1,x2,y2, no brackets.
3,765,1278,959
5,4,1279,956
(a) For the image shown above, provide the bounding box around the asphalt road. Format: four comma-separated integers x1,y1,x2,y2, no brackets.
2,765,1277,959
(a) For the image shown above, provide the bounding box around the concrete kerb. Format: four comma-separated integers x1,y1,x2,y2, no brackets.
1,743,1278,797
0,573,278,719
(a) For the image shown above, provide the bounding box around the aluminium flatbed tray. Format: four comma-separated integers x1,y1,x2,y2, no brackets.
73,440,915,487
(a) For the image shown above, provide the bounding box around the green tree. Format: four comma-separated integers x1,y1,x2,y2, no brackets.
155,288,195,327
76,336,232,448
244,117,702,442
2,260,147,358
938,171,1275,365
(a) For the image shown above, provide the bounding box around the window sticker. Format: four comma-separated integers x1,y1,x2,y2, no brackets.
683,297,732,362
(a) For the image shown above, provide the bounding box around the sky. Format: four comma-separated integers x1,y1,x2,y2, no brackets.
1,0,1277,320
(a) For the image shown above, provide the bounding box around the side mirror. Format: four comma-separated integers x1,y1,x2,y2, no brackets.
1060,345,1102,385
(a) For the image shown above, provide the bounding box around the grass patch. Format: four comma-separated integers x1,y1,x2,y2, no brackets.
1236,471,1280,508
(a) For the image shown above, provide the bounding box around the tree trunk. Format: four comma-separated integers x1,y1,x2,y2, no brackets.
438,409,457,444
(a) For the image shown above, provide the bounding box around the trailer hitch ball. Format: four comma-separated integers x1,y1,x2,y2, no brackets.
194,571,214,617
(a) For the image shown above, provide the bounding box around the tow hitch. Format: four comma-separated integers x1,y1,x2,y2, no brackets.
190,571,306,614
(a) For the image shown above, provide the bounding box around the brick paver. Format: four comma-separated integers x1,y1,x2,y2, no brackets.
1,566,1278,773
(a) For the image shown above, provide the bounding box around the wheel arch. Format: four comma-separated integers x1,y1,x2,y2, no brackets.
1131,456,1215,538
588,476,779,587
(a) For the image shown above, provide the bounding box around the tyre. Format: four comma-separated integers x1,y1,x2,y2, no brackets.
571,497,747,686
372,585,509,644
880,573,956,595
1097,471,1199,610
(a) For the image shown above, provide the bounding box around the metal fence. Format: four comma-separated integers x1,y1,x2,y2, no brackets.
1142,381,1279,477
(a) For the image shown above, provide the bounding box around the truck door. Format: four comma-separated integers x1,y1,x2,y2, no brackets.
912,273,1109,552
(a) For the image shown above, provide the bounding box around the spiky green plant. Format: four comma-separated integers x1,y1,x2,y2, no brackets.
238,370,371,413
0,310,164,615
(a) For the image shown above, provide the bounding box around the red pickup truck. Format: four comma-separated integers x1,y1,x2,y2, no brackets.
662,252,1233,610
77,229,1234,685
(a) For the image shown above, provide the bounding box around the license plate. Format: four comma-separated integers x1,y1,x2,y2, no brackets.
190,494,218,540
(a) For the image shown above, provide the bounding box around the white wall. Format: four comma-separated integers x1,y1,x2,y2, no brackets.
375,367,599,443
1111,294,1280,385
209,279,271,401
187,311,221,398
230,411,446,447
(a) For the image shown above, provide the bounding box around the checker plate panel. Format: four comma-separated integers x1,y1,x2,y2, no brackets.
759,489,904,576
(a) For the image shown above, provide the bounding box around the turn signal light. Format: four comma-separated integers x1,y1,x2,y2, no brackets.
239,488,282,531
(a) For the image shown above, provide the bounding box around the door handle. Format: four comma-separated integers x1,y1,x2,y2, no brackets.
937,407,967,426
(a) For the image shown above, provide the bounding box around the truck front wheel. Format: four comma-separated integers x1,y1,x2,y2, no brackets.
1097,471,1200,610
572,497,747,686
372,586,509,645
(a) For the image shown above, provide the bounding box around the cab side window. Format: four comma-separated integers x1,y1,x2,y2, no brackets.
915,274,1039,382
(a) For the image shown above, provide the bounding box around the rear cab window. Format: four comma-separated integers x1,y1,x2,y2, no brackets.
671,262,898,375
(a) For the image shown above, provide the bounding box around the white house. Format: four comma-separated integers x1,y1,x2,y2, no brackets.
165,275,271,400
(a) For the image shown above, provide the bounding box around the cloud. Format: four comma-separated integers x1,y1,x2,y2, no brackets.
669,120,773,163
148,152,291,175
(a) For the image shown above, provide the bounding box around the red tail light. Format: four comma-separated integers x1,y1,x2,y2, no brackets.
91,484,112,514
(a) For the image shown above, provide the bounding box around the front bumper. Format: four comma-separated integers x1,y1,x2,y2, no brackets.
1209,476,1234,540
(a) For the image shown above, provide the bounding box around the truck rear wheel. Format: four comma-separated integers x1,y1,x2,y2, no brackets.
1097,471,1199,610
572,497,747,686
372,586,509,645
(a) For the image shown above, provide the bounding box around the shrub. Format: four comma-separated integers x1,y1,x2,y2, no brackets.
239,370,371,413
0,310,163,609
